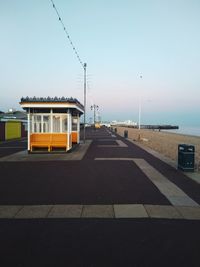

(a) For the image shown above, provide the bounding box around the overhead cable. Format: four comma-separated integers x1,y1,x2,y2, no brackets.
50,0,84,68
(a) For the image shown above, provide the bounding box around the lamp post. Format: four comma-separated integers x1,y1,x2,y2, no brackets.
83,63,87,143
91,104,99,125
138,75,142,140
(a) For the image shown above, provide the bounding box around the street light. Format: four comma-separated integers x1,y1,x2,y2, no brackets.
83,63,87,143
91,104,99,125
138,75,142,140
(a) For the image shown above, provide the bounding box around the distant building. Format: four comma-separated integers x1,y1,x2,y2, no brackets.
0,109,27,121
0,111,4,119
0,109,27,141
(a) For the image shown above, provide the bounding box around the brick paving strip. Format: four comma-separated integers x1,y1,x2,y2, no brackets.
0,204,200,220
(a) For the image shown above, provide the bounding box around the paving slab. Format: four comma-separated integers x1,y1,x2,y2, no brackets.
1,204,200,220
82,205,114,218
145,205,182,219
114,204,148,218
152,180,186,196
175,206,200,220
0,205,23,218
15,205,52,218
48,205,83,218
168,196,199,207
186,172,200,185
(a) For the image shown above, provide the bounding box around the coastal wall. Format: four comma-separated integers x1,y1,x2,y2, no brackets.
115,126,200,171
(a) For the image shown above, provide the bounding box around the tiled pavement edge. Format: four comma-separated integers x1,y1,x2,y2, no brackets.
1,204,200,220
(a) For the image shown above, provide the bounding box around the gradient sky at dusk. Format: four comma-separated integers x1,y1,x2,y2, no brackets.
0,0,200,126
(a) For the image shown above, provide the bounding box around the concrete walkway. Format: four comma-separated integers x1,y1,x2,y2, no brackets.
1,204,200,220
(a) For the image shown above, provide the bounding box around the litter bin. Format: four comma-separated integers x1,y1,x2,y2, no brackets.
114,128,117,133
178,144,195,172
124,130,128,138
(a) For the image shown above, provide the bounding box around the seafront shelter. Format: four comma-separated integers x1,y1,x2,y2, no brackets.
20,97,84,152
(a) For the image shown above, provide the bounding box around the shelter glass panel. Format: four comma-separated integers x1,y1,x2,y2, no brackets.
30,115,33,133
61,115,68,133
72,118,78,131
34,115,42,133
53,115,60,132
43,115,50,133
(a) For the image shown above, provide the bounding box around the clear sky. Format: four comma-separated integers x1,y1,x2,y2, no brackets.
0,0,200,126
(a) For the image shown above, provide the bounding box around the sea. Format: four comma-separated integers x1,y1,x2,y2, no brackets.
163,126,200,137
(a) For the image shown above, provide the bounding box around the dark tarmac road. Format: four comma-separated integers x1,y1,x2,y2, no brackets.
0,219,200,267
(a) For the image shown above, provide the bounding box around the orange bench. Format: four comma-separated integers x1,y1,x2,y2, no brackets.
30,133,51,152
50,133,68,151
72,132,78,143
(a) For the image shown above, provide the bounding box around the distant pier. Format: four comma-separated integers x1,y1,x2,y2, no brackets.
111,124,179,130
141,125,179,130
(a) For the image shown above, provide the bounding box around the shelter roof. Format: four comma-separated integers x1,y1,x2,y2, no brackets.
20,96,84,114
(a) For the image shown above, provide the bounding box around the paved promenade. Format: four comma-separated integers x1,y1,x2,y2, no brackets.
0,127,200,266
